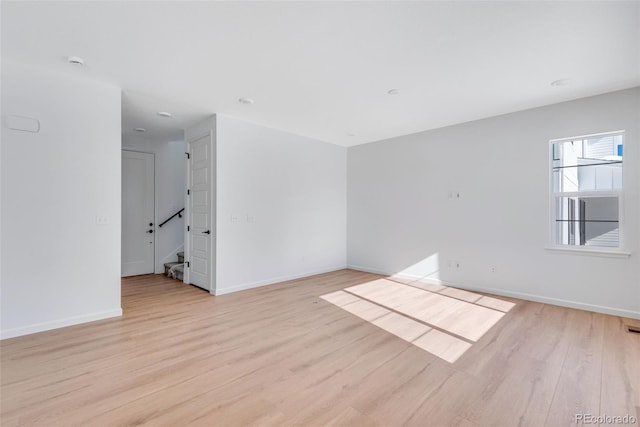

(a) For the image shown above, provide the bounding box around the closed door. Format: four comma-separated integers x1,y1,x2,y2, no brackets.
122,150,155,276
187,133,212,291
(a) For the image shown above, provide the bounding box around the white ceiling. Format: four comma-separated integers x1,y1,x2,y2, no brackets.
2,1,639,146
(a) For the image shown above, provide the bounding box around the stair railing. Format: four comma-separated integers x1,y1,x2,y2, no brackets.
158,208,185,228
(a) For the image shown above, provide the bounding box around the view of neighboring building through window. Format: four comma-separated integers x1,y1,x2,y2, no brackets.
551,131,624,248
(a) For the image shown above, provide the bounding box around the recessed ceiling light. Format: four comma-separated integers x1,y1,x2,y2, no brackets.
238,98,255,105
551,79,570,87
67,56,85,67
157,111,172,118
387,89,400,95
347,133,357,137
135,128,146,132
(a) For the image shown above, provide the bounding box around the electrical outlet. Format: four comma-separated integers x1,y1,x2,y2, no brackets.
96,216,110,225
490,265,496,273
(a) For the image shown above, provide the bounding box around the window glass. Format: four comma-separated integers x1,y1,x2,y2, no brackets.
551,132,623,249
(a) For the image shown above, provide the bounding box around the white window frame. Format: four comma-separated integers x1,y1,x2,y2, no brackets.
547,130,630,257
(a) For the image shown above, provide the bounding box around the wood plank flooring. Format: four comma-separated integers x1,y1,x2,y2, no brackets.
1,270,638,426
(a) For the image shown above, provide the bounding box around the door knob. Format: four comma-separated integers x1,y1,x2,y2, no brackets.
149,222,154,226
147,229,154,234
202,230,211,234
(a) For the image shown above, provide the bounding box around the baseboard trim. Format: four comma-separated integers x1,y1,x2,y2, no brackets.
347,265,640,320
346,264,392,277
0,308,123,340
214,265,348,296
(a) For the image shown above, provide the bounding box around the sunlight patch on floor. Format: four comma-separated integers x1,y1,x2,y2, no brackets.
372,312,431,342
413,329,472,363
320,279,515,363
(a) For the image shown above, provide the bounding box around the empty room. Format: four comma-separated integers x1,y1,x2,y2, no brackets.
1,1,639,426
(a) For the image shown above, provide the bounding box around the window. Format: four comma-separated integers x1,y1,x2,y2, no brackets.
550,131,624,250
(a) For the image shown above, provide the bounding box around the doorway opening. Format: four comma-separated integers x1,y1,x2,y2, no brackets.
121,150,155,276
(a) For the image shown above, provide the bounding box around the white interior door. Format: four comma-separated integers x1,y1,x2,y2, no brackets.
122,150,155,277
186,133,212,291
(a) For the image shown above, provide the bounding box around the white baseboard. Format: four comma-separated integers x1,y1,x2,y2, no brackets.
347,264,443,283
0,308,123,340
214,265,348,296
346,264,391,277
347,265,640,320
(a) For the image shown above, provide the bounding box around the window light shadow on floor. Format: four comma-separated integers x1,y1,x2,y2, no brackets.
320,278,515,363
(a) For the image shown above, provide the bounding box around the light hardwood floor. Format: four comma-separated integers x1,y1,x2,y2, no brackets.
1,270,638,426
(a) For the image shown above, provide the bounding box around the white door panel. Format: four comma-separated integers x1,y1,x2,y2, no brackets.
192,235,208,251
192,168,208,185
186,132,213,291
122,150,154,276
192,190,209,206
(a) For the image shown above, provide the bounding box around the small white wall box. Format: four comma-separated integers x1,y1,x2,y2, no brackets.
6,115,40,133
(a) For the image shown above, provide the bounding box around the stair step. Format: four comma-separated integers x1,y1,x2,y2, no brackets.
164,262,184,281
164,262,182,275
174,264,184,281
177,251,184,263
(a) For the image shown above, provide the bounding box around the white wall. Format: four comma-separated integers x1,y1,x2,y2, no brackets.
216,115,347,294
348,88,640,318
1,60,123,339
122,135,186,272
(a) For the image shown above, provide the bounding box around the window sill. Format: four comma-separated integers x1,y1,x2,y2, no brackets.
545,246,631,258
